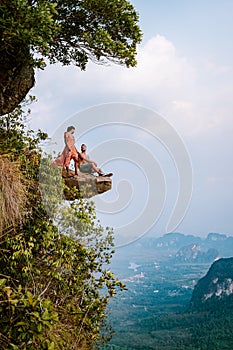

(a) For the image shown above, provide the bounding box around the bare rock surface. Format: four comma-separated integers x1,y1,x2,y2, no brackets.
62,169,112,199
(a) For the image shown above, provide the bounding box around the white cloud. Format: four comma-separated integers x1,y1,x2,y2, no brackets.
86,34,196,104
31,34,233,141
204,60,233,75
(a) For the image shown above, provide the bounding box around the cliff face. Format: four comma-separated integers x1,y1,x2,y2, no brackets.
175,243,201,261
62,169,112,199
190,257,233,311
175,244,218,263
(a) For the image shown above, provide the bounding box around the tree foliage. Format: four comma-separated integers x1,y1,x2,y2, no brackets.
0,0,142,114
0,99,126,349
0,0,142,69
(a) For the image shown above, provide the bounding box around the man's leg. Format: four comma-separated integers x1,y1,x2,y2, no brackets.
90,163,113,177
74,161,79,175
90,163,103,174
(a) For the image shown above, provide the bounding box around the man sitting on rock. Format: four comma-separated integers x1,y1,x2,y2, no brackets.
79,144,113,177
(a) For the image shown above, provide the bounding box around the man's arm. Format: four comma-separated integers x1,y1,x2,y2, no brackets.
82,153,97,166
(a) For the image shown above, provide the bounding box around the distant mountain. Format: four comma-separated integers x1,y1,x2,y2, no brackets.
154,232,202,250
206,232,228,241
204,233,233,256
137,232,202,253
189,257,233,311
115,232,233,262
174,243,218,263
145,232,233,256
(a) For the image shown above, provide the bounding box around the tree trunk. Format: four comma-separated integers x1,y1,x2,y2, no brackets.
0,48,35,116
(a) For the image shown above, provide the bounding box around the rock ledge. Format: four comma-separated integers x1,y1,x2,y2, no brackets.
62,169,112,199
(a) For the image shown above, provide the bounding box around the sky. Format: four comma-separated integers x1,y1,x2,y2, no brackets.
30,0,233,243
